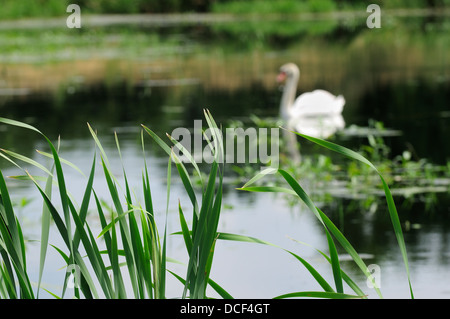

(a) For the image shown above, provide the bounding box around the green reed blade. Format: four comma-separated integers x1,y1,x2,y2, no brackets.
0,171,34,298
111,210,127,298
93,192,125,299
160,110,224,299
97,209,133,239
239,183,369,298
286,249,335,293
140,213,154,299
36,150,85,177
27,172,70,248
0,118,73,255
0,117,41,134
187,161,219,299
70,251,98,299
241,167,278,189
0,170,21,255
325,229,343,293
143,125,200,215
168,269,234,300
203,109,224,163
178,202,192,254
41,288,61,299
202,166,223,288
100,156,140,298
167,133,203,188
311,244,366,297
50,243,96,299
0,149,53,177
141,134,159,298
0,260,17,298
72,155,96,250
0,201,30,297
0,238,17,299
207,277,234,299
70,200,114,298
274,291,363,299
0,151,23,171
36,170,53,298
141,125,172,155
276,169,383,298
215,232,335,294
87,123,110,168
139,205,154,298
292,131,413,298
157,155,172,299
119,144,147,300
49,244,69,264
236,186,296,196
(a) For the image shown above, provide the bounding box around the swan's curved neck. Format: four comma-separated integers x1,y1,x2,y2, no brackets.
280,72,299,121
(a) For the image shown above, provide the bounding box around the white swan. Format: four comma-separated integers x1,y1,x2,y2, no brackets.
277,63,345,139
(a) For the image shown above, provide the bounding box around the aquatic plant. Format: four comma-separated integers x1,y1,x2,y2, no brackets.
0,111,413,299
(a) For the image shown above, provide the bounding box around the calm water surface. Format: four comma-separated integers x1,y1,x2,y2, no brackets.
1,18,450,298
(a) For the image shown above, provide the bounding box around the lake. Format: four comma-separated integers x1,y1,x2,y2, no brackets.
0,12,450,298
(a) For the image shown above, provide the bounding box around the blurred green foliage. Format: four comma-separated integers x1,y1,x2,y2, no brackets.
0,0,449,20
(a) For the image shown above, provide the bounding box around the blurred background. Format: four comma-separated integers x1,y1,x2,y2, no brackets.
1,0,450,298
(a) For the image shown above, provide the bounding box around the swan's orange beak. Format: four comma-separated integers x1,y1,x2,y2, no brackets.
277,71,287,83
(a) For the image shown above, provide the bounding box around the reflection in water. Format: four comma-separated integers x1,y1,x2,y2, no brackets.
291,114,345,139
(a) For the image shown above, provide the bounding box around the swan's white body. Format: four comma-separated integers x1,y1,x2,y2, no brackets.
290,89,345,117
278,63,345,139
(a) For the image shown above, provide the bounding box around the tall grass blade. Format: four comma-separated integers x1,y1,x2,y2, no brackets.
325,230,343,293
0,117,41,134
0,149,53,177
26,173,96,298
145,110,225,299
159,155,173,299
291,131,413,298
178,202,192,254
167,269,234,299
87,123,110,168
0,170,34,298
100,156,139,298
185,160,219,299
166,133,203,188
215,232,336,294
241,170,383,298
140,182,154,297
36,171,53,298
36,150,85,177
142,125,199,214
116,133,147,299
296,240,366,297
274,291,363,299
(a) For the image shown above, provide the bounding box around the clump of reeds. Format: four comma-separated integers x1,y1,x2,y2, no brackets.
0,111,413,299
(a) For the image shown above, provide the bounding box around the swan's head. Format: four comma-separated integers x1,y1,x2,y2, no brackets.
277,63,300,84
